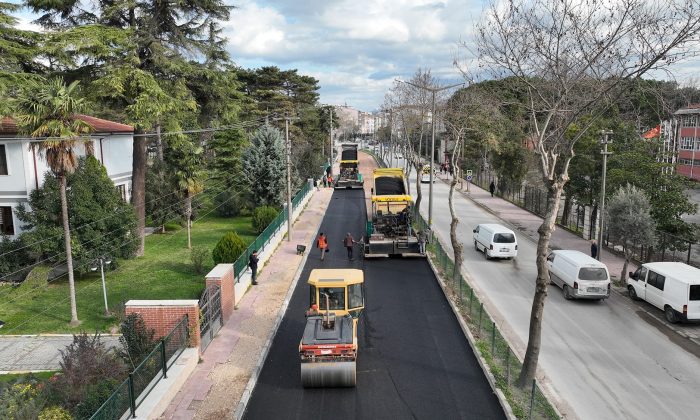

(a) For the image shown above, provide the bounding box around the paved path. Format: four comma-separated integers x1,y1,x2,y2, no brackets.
161,187,335,419
0,335,121,372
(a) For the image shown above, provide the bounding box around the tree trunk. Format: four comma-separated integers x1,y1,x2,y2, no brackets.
60,175,80,326
132,129,147,257
156,123,164,162
414,128,424,218
517,182,564,387
186,191,192,249
620,247,630,284
449,139,464,283
561,193,572,228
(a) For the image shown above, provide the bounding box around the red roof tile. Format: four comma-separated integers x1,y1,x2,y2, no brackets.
0,115,133,136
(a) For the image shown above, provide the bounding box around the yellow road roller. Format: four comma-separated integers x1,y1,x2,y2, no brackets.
299,268,365,388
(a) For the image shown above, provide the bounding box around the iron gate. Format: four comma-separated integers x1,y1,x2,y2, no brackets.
199,285,223,352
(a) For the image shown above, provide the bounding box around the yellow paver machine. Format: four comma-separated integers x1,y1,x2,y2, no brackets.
335,144,364,189
299,269,364,387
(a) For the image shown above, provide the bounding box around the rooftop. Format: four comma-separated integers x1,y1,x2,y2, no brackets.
0,115,133,136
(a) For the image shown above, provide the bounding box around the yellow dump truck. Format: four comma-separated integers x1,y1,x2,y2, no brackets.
364,168,422,256
299,269,364,387
335,144,363,189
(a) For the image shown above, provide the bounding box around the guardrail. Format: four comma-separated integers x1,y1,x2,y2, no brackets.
90,314,190,420
233,181,313,282
414,215,559,420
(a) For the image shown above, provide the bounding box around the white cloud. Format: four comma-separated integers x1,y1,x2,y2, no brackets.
222,1,288,56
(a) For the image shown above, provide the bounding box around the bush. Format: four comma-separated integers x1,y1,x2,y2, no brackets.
72,378,120,420
191,247,209,274
0,378,46,420
38,406,73,420
45,333,126,412
0,235,34,281
19,265,51,291
118,313,157,369
212,232,247,264
213,190,249,217
252,206,279,234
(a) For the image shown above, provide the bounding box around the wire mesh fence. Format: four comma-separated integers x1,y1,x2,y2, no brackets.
234,181,313,282
414,215,559,419
90,314,190,420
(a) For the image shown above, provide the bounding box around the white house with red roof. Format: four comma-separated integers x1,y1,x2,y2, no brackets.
0,115,134,237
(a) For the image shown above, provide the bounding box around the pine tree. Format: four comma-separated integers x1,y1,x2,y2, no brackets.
242,125,285,207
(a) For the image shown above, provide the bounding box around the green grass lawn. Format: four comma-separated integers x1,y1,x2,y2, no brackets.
0,371,56,384
0,215,256,335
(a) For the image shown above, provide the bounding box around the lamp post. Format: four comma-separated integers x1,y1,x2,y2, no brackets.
597,130,613,261
92,257,112,316
398,79,464,226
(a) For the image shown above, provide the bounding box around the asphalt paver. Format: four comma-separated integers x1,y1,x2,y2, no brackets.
243,188,504,419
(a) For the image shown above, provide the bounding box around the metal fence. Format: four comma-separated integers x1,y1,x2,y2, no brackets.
233,181,313,282
90,314,190,420
414,215,559,420
199,285,223,352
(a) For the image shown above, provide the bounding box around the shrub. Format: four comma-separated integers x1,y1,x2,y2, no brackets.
118,313,157,369
45,333,126,412
72,379,120,420
191,247,209,274
252,206,278,234
214,190,249,217
19,265,51,291
38,406,73,420
212,232,247,264
0,379,46,420
0,235,34,281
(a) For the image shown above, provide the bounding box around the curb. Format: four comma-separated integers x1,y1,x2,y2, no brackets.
233,195,328,420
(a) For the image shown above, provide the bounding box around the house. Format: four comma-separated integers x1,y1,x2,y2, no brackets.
673,105,700,182
0,115,134,237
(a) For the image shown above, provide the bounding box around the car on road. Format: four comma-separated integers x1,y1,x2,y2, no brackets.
473,223,518,259
627,262,700,323
547,250,610,300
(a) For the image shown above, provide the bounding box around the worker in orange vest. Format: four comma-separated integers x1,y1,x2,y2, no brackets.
317,232,328,260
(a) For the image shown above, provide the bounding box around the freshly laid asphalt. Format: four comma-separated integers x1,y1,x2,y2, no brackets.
243,188,504,419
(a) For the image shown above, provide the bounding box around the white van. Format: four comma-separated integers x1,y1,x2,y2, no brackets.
472,224,518,259
627,262,700,323
547,250,610,300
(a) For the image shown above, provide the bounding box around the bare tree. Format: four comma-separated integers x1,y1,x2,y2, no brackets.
471,0,700,386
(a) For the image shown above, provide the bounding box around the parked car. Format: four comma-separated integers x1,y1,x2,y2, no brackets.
627,262,700,323
547,250,610,300
473,223,518,260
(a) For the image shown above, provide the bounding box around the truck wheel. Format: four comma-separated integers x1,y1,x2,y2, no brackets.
664,306,679,324
483,247,490,260
627,286,638,301
563,285,572,300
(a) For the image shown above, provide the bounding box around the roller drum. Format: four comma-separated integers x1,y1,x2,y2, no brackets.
300,361,356,388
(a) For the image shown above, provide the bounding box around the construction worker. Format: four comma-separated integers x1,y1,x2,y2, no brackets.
317,232,328,260
343,232,358,261
306,304,320,317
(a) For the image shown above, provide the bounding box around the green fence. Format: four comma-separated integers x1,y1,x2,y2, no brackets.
414,215,559,420
234,181,313,282
90,314,190,420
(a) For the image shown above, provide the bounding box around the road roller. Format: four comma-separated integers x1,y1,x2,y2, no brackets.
299,268,365,388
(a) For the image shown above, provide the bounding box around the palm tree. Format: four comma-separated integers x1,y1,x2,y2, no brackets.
15,78,93,327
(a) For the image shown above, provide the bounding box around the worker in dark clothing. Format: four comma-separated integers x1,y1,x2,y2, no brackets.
591,240,598,259
344,232,358,261
249,250,259,285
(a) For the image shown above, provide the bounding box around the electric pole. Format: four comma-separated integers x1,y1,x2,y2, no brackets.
597,130,613,260
276,115,299,241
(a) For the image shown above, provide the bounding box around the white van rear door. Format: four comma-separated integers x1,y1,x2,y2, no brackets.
688,285,700,320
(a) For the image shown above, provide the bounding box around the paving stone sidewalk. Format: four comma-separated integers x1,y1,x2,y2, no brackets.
439,174,700,344
0,335,121,372
160,186,333,420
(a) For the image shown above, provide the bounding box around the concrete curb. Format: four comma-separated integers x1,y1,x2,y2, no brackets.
232,195,327,420
424,254,516,420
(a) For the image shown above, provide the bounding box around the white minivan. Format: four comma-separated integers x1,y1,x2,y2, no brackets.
473,224,518,259
627,262,700,323
547,250,611,300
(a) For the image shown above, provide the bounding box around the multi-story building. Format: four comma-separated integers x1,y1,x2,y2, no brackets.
673,105,700,181
0,115,134,237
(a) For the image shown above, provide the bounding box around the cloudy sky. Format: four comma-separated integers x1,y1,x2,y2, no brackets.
13,0,699,112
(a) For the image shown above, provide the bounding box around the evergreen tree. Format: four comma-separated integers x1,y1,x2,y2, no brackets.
145,159,179,233
242,125,285,207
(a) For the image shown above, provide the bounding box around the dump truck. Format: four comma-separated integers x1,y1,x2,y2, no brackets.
364,168,422,256
299,269,365,387
335,144,363,189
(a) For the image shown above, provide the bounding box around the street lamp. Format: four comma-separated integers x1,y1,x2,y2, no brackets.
91,257,112,316
397,79,464,227
597,130,613,261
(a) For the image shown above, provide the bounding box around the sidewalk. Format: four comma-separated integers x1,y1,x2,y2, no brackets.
0,335,121,372
160,186,334,419
439,174,700,343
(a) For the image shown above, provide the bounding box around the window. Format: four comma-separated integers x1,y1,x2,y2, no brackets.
0,145,7,175
494,233,515,243
690,285,700,301
547,253,555,263
647,271,665,290
348,283,363,309
632,267,647,281
309,285,317,305
682,116,697,127
318,287,345,310
680,137,695,150
0,206,14,235
579,267,608,280
116,184,127,201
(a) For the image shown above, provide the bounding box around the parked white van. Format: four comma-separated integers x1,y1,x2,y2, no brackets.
472,224,518,259
627,262,700,323
547,250,611,300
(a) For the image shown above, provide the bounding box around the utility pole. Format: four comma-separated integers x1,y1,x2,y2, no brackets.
597,130,613,261
329,106,334,174
399,79,463,226
275,115,299,241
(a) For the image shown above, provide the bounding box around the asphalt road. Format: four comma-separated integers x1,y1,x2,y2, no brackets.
243,188,504,420
414,175,700,420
